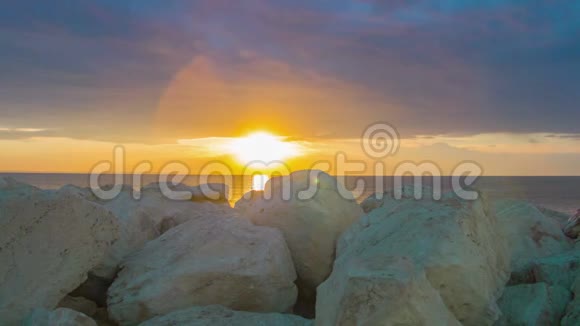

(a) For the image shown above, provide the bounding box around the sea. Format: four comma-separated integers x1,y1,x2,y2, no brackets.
1,173,579,215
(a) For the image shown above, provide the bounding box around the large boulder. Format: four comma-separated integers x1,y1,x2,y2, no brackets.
316,256,462,325
107,214,298,325
317,187,510,326
235,170,363,294
496,283,570,326
139,305,312,326
562,276,580,325
0,176,41,196
23,308,97,326
507,244,580,325
493,200,572,272
233,190,264,212
510,249,580,289
537,206,571,228
359,191,388,214
61,183,235,279
0,183,119,325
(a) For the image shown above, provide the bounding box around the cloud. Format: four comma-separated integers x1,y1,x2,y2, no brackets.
545,134,580,140
0,127,56,140
1,0,579,144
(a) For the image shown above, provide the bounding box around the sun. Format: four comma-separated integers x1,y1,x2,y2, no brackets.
228,132,300,164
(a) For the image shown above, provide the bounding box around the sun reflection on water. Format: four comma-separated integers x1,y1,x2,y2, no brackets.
252,174,269,191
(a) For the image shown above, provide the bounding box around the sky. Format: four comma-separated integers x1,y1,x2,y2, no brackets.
1,0,579,175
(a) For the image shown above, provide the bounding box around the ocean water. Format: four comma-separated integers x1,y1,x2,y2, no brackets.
1,173,579,215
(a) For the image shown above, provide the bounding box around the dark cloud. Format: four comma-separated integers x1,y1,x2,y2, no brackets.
1,0,579,141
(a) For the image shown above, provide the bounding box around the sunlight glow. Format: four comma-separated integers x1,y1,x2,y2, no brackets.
228,132,300,164
252,174,269,191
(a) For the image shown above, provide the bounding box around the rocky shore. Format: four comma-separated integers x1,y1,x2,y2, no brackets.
1,172,579,325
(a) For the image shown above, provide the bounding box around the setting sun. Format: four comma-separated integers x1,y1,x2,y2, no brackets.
228,132,300,164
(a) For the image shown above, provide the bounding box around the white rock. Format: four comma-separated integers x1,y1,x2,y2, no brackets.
23,308,97,326
359,192,387,214
235,170,363,293
0,176,40,197
537,206,570,227
233,190,264,212
562,277,580,325
60,183,235,280
108,214,298,325
316,256,461,325
493,200,572,271
317,187,510,326
496,283,570,326
0,186,119,325
510,249,580,289
139,305,312,326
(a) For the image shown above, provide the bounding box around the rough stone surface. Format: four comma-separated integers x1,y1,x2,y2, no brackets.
0,176,40,196
0,182,119,325
359,192,388,214
61,183,235,280
233,190,264,212
108,214,297,325
23,308,97,326
562,276,580,325
139,305,312,326
510,250,580,289
496,283,570,326
317,256,462,325
537,206,571,228
493,199,572,272
235,170,363,294
317,187,509,326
